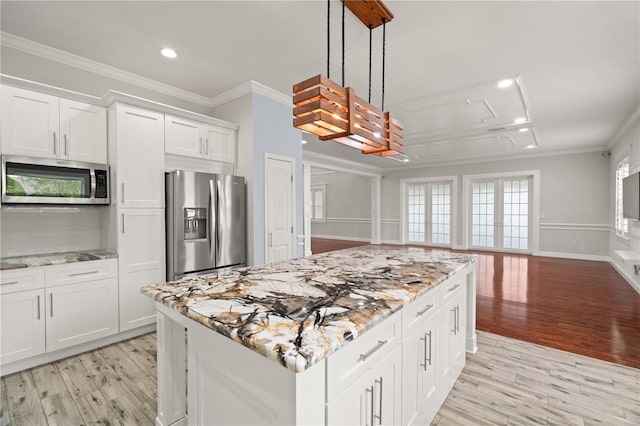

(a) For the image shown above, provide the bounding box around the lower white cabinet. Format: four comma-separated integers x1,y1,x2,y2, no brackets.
0,258,118,366
0,289,46,364
118,209,165,331
45,278,118,352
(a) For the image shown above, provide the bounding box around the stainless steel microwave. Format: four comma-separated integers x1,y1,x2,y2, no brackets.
1,155,110,205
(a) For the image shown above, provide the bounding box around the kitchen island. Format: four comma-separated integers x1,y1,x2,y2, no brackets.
142,246,478,426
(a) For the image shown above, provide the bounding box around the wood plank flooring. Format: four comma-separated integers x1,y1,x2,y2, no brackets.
2,331,638,425
312,239,640,369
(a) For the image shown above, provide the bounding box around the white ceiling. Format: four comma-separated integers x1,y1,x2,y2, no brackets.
1,1,638,170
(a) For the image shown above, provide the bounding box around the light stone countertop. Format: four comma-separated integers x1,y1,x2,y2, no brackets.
0,249,118,271
141,245,478,373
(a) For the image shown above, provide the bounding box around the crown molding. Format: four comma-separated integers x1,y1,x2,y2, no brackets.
209,80,291,109
607,104,640,150
1,31,214,108
0,74,103,105
302,151,383,176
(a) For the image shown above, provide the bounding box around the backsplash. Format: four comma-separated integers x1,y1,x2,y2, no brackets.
0,206,108,257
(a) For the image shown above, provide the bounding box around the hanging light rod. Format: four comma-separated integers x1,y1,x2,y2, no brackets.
344,0,394,28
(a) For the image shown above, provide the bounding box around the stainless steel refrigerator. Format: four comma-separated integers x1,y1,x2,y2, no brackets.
166,170,246,281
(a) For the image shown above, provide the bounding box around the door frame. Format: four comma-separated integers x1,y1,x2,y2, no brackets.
264,153,296,263
461,170,540,255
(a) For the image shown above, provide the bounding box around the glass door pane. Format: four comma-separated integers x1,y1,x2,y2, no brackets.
502,178,529,250
471,181,495,247
430,182,451,245
407,184,425,243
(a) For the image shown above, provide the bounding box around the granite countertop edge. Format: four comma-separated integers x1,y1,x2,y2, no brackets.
0,249,118,271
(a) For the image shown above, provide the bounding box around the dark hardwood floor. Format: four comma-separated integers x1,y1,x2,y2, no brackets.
311,238,640,369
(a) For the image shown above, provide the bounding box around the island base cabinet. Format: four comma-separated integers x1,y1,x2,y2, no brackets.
439,287,467,394
327,343,402,426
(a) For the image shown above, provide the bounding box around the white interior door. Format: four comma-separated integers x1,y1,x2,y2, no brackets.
265,155,294,263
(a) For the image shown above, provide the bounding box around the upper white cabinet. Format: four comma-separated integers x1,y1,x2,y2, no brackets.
165,113,236,164
1,86,107,163
112,104,165,208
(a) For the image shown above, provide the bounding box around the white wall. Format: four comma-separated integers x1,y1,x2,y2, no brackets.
608,111,640,290
310,171,372,241
381,151,611,258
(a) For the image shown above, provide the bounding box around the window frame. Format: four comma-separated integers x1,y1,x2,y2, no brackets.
615,157,630,239
310,184,327,223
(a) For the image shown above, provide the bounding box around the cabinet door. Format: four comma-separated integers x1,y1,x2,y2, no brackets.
116,105,165,208
45,278,118,352
327,367,371,426
450,289,467,373
374,344,402,426
203,125,235,163
118,208,165,332
420,322,440,424
402,327,424,426
439,287,466,393
59,99,107,163
165,114,204,158
1,86,59,158
0,290,45,364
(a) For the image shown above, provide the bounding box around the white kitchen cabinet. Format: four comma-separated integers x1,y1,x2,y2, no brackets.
1,86,107,163
0,259,118,366
327,344,401,426
45,278,118,352
0,289,46,364
118,209,165,332
203,124,235,163
114,104,165,208
164,113,236,164
439,281,467,394
59,98,107,163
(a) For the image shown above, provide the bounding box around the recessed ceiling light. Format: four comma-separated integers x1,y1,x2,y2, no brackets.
403,158,410,162
513,117,527,124
301,140,307,144
160,48,177,58
497,79,514,89
518,128,529,133
525,144,537,149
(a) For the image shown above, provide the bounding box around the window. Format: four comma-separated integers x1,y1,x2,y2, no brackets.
311,185,326,222
406,181,452,245
616,157,629,237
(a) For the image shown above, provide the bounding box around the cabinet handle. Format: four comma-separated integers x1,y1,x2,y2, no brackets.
199,137,203,154
426,331,432,366
64,134,68,156
416,303,434,317
451,307,457,334
37,295,41,320
205,138,209,156
121,213,125,234
53,132,57,155
448,283,461,293
69,270,99,277
1,281,18,286
365,386,374,426
359,339,388,362
420,335,427,370
456,306,460,333
50,293,54,317
374,377,383,424
121,183,125,204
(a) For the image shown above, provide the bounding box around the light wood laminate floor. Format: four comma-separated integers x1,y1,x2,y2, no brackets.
2,331,638,425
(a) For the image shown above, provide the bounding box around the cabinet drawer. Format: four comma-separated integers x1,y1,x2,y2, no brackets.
0,268,45,294
45,259,117,287
326,310,401,401
402,285,440,337
440,276,464,304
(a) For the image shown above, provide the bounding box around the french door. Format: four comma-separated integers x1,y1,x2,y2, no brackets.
407,181,453,246
470,176,532,252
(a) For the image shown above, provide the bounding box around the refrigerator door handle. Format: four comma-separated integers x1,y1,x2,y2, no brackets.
215,178,222,258
209,179,215,258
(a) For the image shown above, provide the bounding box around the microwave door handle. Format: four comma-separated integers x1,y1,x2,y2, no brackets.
90,169,96,199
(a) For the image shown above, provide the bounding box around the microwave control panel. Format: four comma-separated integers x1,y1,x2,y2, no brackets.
95,170,109,198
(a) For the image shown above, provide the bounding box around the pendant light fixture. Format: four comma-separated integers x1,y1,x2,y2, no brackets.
293,0,404,157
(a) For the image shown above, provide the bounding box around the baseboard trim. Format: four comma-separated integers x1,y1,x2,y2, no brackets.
1,323,156,376
537,251,610,262
311,234,371,243
609,258,640,294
